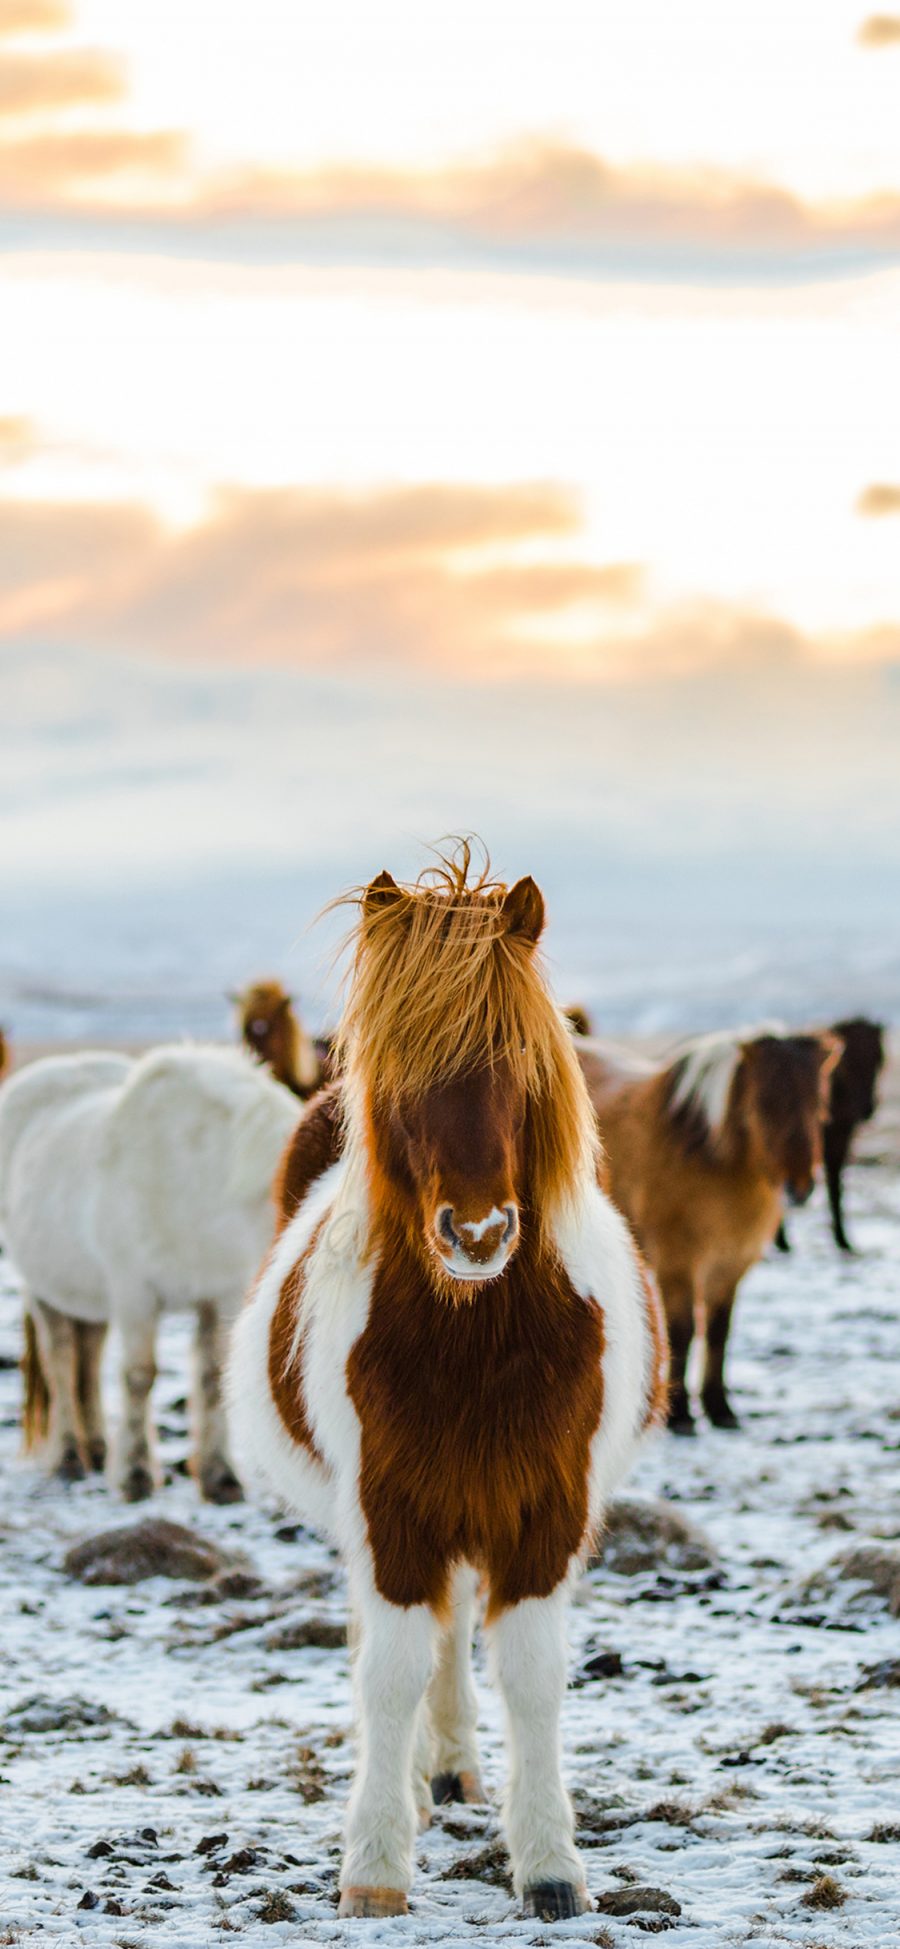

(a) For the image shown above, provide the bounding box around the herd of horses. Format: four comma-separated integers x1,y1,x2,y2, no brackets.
0,849,887,1921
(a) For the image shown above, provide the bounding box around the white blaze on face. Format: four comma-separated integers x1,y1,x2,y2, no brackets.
458,1207,506,1242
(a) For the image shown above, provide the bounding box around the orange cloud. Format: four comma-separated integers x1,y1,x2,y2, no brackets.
0,481,897,685
0,5,898,277
0,415,36,463
6,134,900,276
0,0,69,34
196,142,900,267
0,49,123,116
0,127,187,198
857,482,900,515
858,14,900,45
0,483,640,673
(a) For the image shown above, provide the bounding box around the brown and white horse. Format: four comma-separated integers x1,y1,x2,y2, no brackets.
578,1027,838,1435
232,978,324,1100
228,853,666,1921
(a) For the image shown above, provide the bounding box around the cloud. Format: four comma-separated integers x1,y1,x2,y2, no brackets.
857,482,900,515
0,482,644,672
0,128,188,199
0,0,69,35
0,414,36,463
0,481,619,666
0,50,123,117
858,14,900,45
187,142,900,279
0,4,898,282
3,113,900,279
0,480,897,685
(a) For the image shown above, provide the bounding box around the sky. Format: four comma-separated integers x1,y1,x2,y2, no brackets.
1,0,900,1028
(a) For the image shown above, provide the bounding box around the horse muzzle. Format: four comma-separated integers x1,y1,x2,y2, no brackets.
434,1202,519,1282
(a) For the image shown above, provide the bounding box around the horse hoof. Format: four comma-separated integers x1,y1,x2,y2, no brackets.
338,1887,408,1918
55,1445,86,1483
200,1464,244,1505
121,1465,154,1502
702,1392,740,1431
523,1881,590,1921
706,1406,741,1431
667,1412,696,1438
87,1439,107,1473
432,1769,485,1805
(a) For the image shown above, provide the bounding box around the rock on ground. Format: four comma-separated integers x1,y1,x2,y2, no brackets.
63,1518,240,1586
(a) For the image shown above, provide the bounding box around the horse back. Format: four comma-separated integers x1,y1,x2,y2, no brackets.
0,1055,129,1315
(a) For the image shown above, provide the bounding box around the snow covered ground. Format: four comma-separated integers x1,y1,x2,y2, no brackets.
1,1145,899,1945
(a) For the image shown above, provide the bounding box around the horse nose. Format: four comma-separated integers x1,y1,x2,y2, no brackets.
788,1179,814,1207
436,1203,519,1264
438,1205,461,1251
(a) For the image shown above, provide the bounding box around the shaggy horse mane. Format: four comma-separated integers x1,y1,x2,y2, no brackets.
335,842,599,1221
662,1023,785,1156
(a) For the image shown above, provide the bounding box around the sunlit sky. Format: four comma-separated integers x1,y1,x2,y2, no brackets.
1,0,900,941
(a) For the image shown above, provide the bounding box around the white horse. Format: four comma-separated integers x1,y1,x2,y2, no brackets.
0,1044,301,1500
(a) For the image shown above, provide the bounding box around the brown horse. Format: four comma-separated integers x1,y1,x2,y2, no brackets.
228,848,666,1921
231,978,325,1100
579,1027,838,1434
776,1016,885,1254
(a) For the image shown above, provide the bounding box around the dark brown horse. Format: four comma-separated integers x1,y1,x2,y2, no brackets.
776,1017,885,1253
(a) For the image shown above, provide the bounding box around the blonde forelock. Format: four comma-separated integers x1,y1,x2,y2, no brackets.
334,846,598,1221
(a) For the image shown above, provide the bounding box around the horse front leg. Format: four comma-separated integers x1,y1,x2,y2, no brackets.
701,1272,742,1429
825,1124,853,1252
488,1584,589,1920
76,1320,108,1472
339,1575,435,1917
427,1563,484,1808
193,1303,243,1503
117,1311,157,1501
30,1298,86,1480
659,1269,697,1434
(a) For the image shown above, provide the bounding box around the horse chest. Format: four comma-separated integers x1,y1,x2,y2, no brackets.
346,1262,605,1613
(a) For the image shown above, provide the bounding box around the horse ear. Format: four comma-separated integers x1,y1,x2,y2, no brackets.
363,870,404,920
501,876,545,945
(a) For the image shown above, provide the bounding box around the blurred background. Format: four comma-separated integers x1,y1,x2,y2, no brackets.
2,0,900,1043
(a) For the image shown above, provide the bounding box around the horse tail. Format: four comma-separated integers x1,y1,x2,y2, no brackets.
21,1309,51,1451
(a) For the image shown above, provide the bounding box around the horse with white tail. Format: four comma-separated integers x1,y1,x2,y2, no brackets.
0,1045,301,1499
228,847,667,1921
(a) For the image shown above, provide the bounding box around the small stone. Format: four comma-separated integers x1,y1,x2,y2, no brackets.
589,1498,719,1580
578,1650,625,1681
857,1657,900,1689
265,1616,346,1652
785,1545,900,1625
3,1696,120,1736
64,1519,237,1586
595,1885,682,1918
